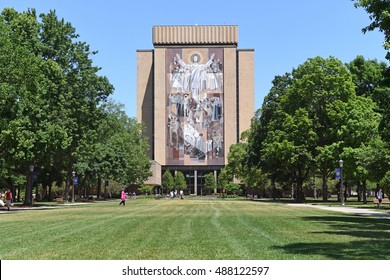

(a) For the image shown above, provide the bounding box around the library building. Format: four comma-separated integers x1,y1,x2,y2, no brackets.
137,25,254,194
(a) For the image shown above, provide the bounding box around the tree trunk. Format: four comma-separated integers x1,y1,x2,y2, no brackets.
322,172,328,202
48,183,52,201
17,185,21,202
97,176,102,199
272,178,276,201
24,170,33,206
35,182,39,200
65,179,69,201
363,180,367,204
357,180,362,202
296,176,305,203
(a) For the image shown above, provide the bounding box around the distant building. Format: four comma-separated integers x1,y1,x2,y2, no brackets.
137,25,254,194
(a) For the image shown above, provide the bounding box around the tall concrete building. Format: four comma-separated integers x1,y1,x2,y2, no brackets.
137,25,254,194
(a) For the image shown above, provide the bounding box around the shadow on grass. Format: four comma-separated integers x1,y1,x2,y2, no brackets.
273,216,390,260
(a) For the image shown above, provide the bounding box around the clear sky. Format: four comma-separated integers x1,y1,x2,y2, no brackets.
1,0,387,117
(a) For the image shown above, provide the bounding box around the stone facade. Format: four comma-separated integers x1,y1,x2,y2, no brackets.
136,25,254,193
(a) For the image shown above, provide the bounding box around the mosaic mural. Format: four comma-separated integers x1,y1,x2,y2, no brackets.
166,48,224,165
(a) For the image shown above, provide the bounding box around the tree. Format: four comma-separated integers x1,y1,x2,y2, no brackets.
39,10,114,200
354,0,390,60
346,56,390,144
246,73,292,168
0,8,66,205
379,171,390,198
224,182,242,196
346,56,390,202
249,56,380,202
217,168,231,197
162,170,174,194
261,108,317,202
138,185,154,195
245,74,292,199
1,8,152,204
174,172,187,192
204,173,216,194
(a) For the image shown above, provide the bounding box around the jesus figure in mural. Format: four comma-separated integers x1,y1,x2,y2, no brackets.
175,53,215,101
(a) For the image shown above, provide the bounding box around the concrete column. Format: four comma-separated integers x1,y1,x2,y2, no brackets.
194,170,198,195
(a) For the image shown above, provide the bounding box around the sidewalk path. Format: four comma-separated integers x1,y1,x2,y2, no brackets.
0,203,90,214
288,203,390,219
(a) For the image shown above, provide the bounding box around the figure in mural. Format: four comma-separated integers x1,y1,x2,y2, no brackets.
212,129,223,158
175,53,215,101
207,59,223,90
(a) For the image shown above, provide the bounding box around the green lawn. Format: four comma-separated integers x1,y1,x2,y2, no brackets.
1,198,389,260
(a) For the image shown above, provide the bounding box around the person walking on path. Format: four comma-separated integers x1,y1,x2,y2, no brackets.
377,188,384,208
5,189,13,211
119,189,126,206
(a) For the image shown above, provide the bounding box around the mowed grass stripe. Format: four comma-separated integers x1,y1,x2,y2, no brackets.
1,199,389,259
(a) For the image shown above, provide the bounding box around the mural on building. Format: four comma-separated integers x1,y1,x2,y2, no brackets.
166,48,224,165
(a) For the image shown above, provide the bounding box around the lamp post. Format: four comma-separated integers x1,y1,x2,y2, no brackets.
72,171,76,203
339,159,344,206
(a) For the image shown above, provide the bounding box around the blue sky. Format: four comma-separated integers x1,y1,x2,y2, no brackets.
1,0,387,117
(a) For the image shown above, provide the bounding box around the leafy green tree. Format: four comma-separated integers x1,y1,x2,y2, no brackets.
0,8,61,205
138,185,154,195
346,56,389,202
262,109,317,201
225,142,246,179
39,10,113,199
379,171,390,198
224,182,242,196
245,74,292,199
204,173,216,194
83,101,151,187
162,170,174,194
249,57,380,202
217,168,231,197
246,74,292,168
347,56,390,144
226,138,268,197
0,8,156,205
354,0,390,60
174,172,187,191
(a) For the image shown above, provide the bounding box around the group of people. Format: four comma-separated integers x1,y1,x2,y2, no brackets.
170,190,184,199
119,189,186,205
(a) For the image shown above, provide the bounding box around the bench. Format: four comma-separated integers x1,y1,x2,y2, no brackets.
373,198,390,208
54,197,64,203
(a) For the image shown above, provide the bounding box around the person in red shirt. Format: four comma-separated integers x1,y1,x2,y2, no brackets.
5,189,12,211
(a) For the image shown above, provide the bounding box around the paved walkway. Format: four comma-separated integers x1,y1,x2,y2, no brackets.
0,202,89,214
288,203,390,219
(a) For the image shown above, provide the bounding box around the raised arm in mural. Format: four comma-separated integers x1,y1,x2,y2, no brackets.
175,53,215,66
175,53,215,101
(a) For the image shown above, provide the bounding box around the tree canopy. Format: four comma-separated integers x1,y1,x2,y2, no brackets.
354,0,390,60
244,56,382,202
0,8,151,202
